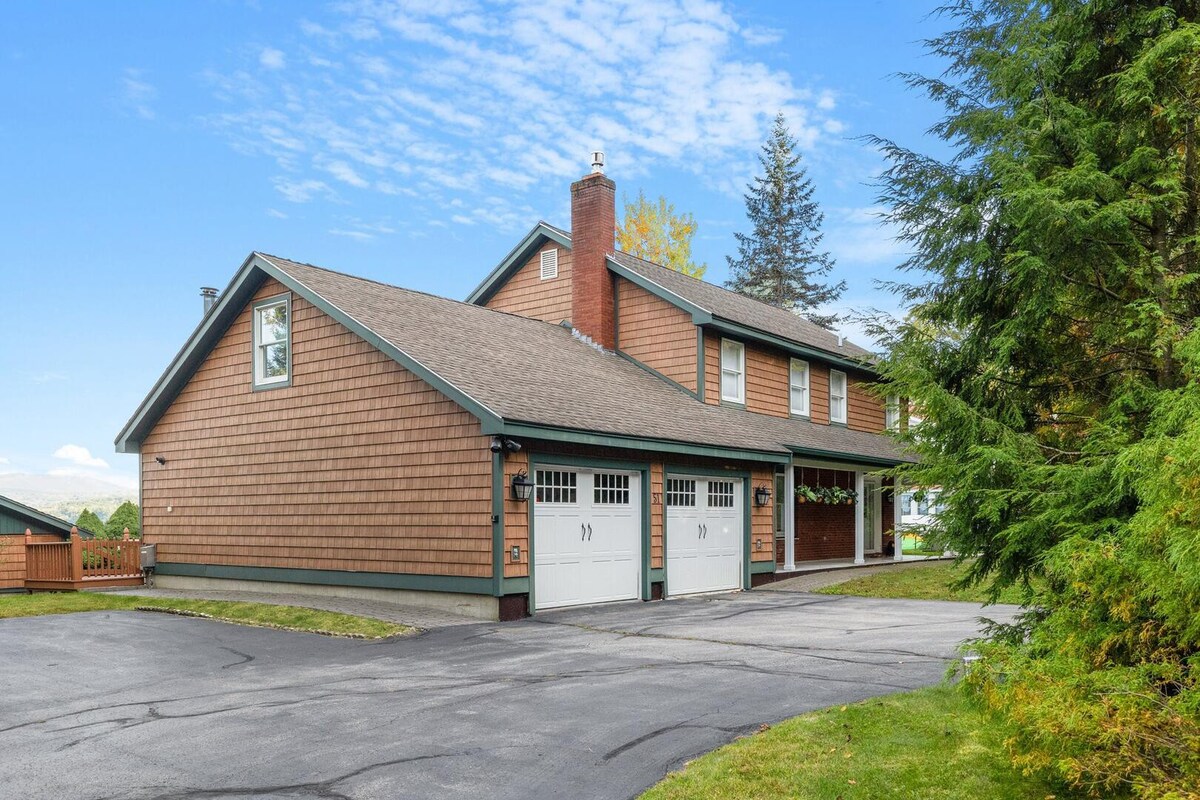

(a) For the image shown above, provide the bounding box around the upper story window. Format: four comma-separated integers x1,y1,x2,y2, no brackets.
829,369,847,424
253,296,291,388
720,338,745,403
539,248,559,280
885,395,901,431
789,359,810,417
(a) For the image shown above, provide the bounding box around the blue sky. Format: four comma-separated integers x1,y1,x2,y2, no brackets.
1,0,950,491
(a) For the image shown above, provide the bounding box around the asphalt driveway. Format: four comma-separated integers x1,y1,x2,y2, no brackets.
0,591,1015,800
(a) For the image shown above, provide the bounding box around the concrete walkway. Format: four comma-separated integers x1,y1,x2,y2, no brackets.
761,558,950,593
98,586,482,630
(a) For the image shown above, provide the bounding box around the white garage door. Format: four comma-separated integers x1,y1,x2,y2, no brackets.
666,475,743,596
533,468,642,610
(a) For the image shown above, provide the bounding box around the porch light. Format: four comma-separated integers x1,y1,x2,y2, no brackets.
754,485,772,507
511,470,534,502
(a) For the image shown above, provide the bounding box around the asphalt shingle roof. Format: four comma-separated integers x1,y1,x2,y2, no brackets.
260,254,907,465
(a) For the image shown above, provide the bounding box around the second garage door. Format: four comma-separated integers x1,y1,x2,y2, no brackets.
665,475,744,596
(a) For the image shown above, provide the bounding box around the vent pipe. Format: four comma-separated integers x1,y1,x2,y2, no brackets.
201,287,219,315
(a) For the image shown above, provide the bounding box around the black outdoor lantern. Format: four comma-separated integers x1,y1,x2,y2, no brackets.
754,484,772,507
511,470,534,502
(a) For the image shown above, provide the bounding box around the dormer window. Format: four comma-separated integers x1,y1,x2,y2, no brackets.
720,338,745,404
829,369,847,424
253,295,291,388
540,248,559,280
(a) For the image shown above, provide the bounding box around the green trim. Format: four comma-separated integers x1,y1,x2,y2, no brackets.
0,494,79,538
663,467,754,592
613,270,620,350
616,352,698,399
466,222,572,305
787,445,906,469
649,567,665,584
492,450,505,597
750,560,776,574
250,292,293,392
499,423,788,465
606,258,714,323
705,318,877,374
502,576,529,595
154,562,495,595
529,454,655,606
696,326,706,403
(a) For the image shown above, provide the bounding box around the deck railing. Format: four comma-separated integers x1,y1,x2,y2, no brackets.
24,528,144,590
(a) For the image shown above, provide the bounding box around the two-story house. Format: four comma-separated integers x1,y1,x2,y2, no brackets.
115,162,910,620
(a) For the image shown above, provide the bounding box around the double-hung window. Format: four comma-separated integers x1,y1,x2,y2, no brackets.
789,359,810,416
253,296,291,388
829,369,847,424
885,395,901,431
720,338,745,404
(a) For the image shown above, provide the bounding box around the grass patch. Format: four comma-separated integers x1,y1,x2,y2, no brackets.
640,684,1065,800
816,561,1035,605
0,592,411,638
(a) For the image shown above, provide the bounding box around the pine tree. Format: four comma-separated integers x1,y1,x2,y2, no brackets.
726,112,844,328
75,508,105,538
616,190,707,278
104,501,140,539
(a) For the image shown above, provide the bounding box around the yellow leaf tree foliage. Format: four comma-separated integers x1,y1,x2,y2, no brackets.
615,190,707,278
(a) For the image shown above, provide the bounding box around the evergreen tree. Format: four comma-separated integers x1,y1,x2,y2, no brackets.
874,1,1200,794
726,112,845,328
75,508,104,537
104,501,140,539
616,190,707,278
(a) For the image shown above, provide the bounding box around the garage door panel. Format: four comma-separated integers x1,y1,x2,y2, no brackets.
667,476,743,596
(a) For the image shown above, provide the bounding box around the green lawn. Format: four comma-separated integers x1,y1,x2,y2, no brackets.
0,592,411,638
640,684,1064,800
817,561,1035,605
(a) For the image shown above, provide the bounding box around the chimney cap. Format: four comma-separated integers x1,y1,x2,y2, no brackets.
590,151,605,174
200,287,218,296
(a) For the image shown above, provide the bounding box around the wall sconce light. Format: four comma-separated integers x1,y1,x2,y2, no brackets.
754,485,772,507
491,436,523,454
511,470,534,502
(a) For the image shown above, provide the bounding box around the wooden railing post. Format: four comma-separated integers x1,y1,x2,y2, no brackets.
69,528,83,584
122,529,131,541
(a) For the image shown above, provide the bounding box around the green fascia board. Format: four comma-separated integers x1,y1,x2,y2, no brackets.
705,317,878,375
466,222,573,305
648,568,665,584
606,258,713,322
154,562,495,595
502,577,530,595
750,560,776,574
0,494,88,538
786,444,906,469
616,352,698,399
500,422,789,465
116,252,505,453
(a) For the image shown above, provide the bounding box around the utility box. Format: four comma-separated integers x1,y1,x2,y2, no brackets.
139,543,157,569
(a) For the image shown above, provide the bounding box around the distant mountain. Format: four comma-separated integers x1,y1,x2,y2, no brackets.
0,473,137,524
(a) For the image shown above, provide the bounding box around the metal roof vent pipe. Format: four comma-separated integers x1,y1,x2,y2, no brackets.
201,287,219,315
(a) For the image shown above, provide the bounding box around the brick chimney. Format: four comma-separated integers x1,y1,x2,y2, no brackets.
570,153,617,349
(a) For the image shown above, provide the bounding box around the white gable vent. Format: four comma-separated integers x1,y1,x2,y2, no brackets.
540,248,559,280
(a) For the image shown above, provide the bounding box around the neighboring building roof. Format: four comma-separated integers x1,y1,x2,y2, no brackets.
465,222,876,370
115,252,910,467
0,494,93,538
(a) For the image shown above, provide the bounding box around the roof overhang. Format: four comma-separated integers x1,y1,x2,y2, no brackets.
497,421,790,465
466,222,572,306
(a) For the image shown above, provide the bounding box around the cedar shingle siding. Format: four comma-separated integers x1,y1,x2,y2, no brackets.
616,278,698,392
141,279,493,578
485,241,573,323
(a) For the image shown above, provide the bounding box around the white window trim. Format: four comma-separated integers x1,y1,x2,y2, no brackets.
720,338,745,404
789,358,810,417
829,369,848,424
252,294,291,389
885,395,900,431
539,248,559,280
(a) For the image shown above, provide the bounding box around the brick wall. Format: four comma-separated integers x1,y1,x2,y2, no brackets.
570,173,616,349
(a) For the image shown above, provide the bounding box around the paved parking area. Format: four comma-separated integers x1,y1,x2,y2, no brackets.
0,591,1016,800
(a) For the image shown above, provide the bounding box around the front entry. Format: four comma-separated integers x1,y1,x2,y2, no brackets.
665,475,744,596
532,468,642,610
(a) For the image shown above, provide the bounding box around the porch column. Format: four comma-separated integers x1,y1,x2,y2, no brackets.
854,470,865,564
783,464,796,571
893,478,904,561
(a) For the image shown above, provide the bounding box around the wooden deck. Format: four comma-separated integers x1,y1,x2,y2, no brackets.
24,531,144,591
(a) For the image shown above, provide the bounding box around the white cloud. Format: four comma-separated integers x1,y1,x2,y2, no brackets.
329,228,374,241
824,206,909,266
0,457,9,465
266,208,288,219
259,47,286,70
120,68,157,120
53,445,109,470
205,0,844,226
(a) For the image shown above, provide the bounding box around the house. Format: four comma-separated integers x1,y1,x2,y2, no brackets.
0,495,94,592
114,163,911,620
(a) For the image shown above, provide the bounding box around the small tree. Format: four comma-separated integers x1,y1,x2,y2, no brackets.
104,501,140,539
726,112,844,328
616,190,707,278
75,509,105,538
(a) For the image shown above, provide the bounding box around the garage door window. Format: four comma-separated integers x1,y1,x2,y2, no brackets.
666,478,696,507
708,480,735,508
594,473,630,505
535,470,577,504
